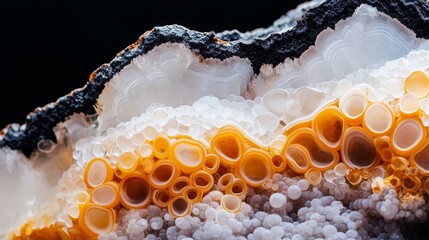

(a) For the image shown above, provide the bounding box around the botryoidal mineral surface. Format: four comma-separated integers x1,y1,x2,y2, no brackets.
2,0,429,239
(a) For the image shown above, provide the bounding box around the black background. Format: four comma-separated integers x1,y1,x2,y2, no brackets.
0,1,302,129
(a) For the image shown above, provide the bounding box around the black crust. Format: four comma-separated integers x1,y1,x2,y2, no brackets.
1,0,429,157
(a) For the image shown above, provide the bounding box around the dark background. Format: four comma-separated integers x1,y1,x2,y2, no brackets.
0,1,303,129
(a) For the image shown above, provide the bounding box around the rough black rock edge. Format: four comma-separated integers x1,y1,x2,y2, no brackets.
1,0,428,157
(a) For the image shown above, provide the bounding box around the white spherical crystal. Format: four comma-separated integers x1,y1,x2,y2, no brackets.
287,185,302,200
269,193,287,209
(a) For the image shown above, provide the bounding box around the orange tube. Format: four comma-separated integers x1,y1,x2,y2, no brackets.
168,196,192,218
168,176,191,196
391,156,409,171
423,178,429,195
190,170,214,193
404,70,429,98
152,189,172,208
90,181,120,208
374,136,391,153
148,160,181,189
312,106,346,150
152,135,170,159
210,128,246,167
182,186,203,204
235,148,274,187
399,93,420,116
386,175,401,188
283,144,310,174
363,102,395,136
138,143,154,159
217,173,235,191
84,157,114,188
283,128,339,170
339,88,368,125
346,169,363,186
370,165,386,181
410,139,429,176
391,117,426,156
304,168,322,186
75,191,91,206
284,119,312,136
119,173,152,209
402,175,421,192
271,154,287,173
225,178,247,200
140,158,155,174
78,204,115,239
170,138,206,174
220,194,242,213
202,154,220,175
341,127,378,169
116,151,139,174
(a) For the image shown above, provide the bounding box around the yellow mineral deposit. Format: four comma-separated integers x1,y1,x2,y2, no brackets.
21,70,429,239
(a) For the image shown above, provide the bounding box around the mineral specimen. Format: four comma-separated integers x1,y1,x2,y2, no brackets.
2,0,429,239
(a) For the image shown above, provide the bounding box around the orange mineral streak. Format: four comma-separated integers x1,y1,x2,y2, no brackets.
283,128,339,170
312,106,346,150
119,173,152,209
235,148,274,187
83,157,114,188
170,138,206,174
210,128,246,167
